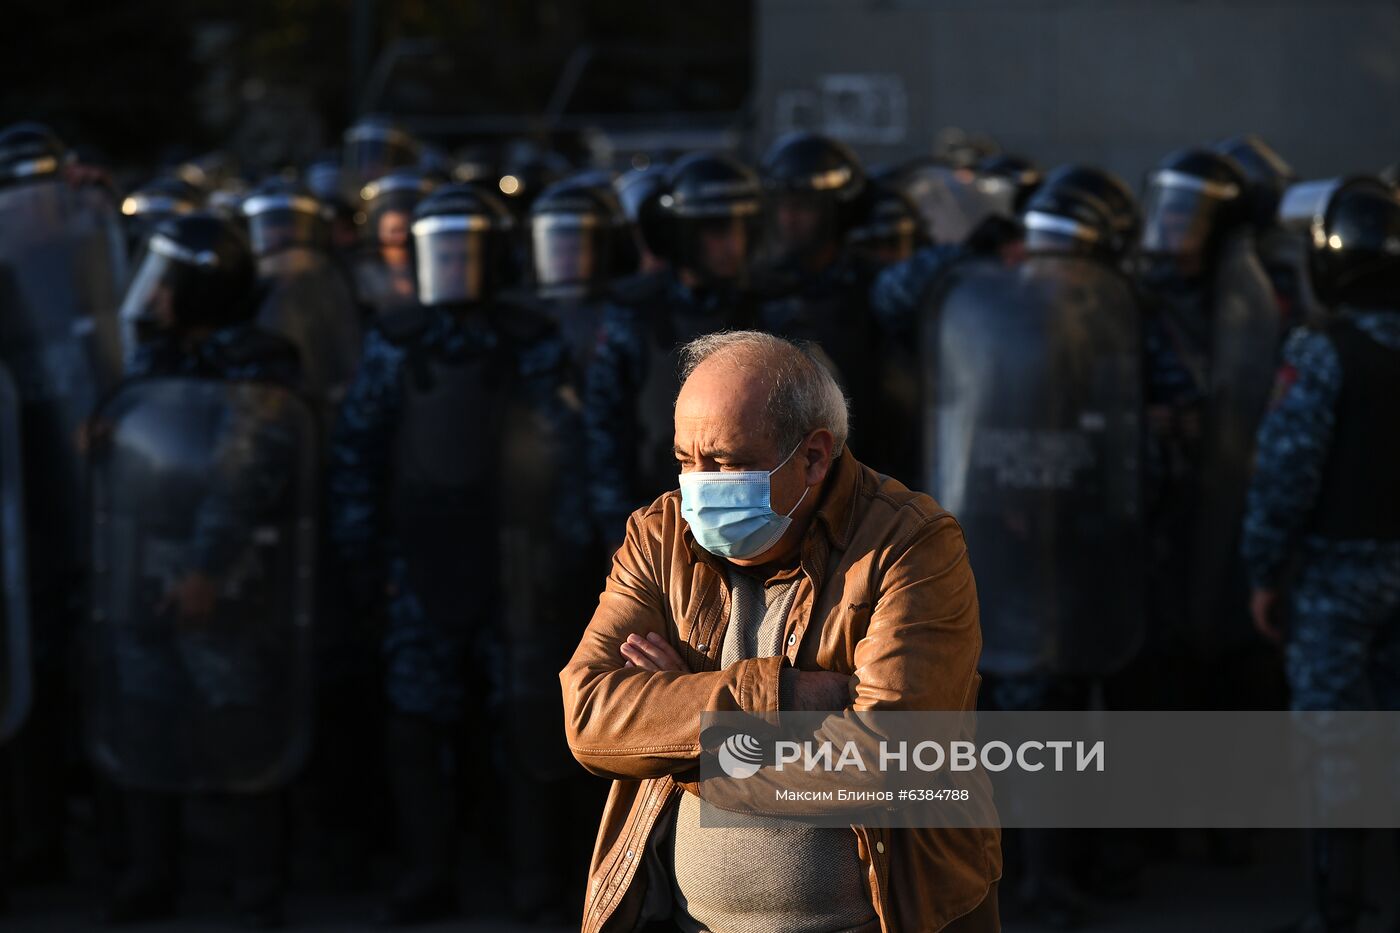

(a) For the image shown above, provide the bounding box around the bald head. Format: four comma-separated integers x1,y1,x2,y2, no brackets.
677,330,849,458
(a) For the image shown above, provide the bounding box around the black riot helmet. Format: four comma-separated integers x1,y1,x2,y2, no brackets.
119,212,257,340
411,183,514,307
304,157,360,253
1214,134,1296,229
305,158,349,213
0,122,66,186
121,175,202,258
1279,176,1400,310
359,169,437,245
975,153,1043,215
528,175,625,298
760,132,867,266
1139,148,1249,281
342,116,421,198
659,151,762,286
847,180,926,266
615,163,670,264
122,176,201,225
241,177,330,258
1024,165,1139,260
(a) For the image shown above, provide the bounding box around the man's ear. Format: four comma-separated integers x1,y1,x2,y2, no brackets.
804,429,836,485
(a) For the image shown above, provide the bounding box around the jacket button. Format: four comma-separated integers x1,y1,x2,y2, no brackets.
875,841,885,854
625,849,633,859
696,643,707,652
787,632,797,647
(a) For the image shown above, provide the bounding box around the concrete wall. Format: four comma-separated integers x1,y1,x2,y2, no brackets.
756,0,1400,182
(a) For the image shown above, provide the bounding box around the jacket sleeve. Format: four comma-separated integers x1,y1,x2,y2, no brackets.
852,513,983,712
1241,328,1342,589
559,510,786,781
691,511,995,820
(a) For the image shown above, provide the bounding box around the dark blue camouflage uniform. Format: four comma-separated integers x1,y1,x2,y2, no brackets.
1243,310,1400,713
329,304,580,724
584,271,756,544
868,243,965,337
126,323,302,385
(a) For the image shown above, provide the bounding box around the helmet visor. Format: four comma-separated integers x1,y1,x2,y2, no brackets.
412,215,489,305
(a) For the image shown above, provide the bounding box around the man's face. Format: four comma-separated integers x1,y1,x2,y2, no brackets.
673,357,821,566
774,195,827,257
378,209,410,251
695,217,748,282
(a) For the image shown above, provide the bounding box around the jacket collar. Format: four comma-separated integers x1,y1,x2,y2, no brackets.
811,448,861,551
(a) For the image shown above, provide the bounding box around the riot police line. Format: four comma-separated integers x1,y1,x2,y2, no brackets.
0,115,1396,931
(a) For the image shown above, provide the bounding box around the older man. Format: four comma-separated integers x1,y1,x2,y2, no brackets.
561,331,1001,932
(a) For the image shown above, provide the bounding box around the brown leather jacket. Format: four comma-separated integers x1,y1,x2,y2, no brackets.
560,451,1002,932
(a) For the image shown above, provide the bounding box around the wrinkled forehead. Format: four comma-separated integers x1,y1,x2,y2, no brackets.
673,358,778,457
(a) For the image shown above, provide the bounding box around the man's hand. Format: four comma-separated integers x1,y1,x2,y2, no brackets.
620,631,689,673
1251,588,1282,644
790,670,851,711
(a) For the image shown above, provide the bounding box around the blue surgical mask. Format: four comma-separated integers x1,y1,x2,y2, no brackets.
678,441,811,560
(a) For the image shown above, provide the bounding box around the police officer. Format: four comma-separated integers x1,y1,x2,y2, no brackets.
341,116,421,206
304,156,361,260
756,132,883,438
524,174,627,376
101,213,300,926
585,151,763,547
864,163,1031,483
847,176,928,268
972,170,1146,925
1136,147,1281,707
329,183,576,924
350,169,437,316
1215,135,1313,330
242,176,361,413
0,122,127,897
1026,164,1140,265
614,162,671,275
1244,177,1400,933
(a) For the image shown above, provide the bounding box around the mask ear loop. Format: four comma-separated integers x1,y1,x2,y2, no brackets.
782,483,810,519
773,435,813,518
